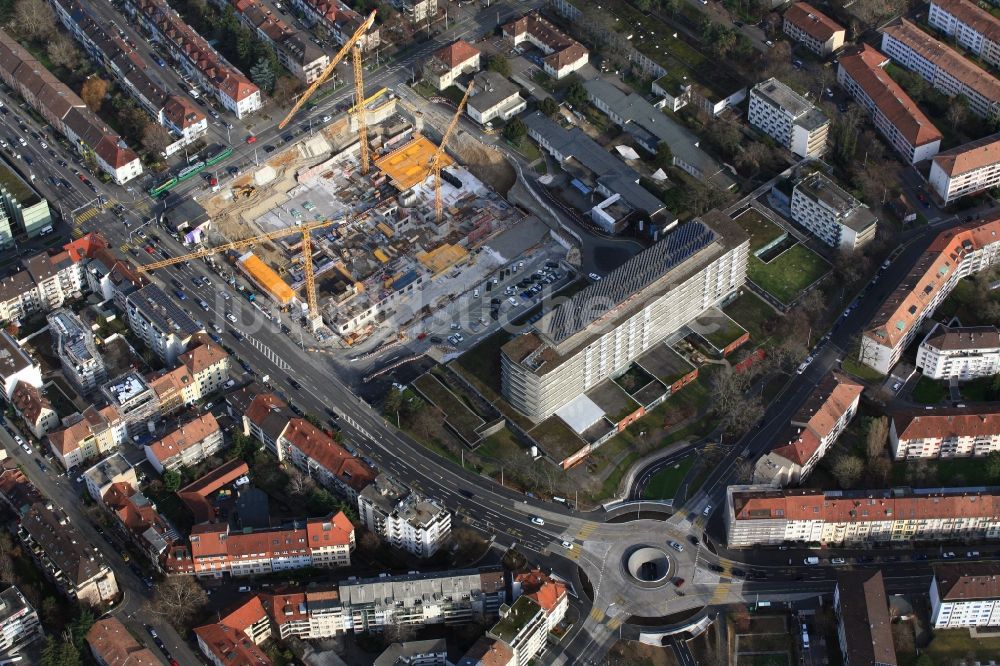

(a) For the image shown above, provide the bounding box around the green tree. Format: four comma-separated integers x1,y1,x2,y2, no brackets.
989,450,1000,482
564,77,587,108
230,432,261,462
41,636,81,666
538,97,560,117
503,117,527,144
162,469,182,492
383,388,403,416
249,58,275,93
486,55,511,77
69,609,95,651
653,141,673,169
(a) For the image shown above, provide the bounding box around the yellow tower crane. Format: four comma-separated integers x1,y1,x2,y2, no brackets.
429,83,474,223
136,218,342,327
278,11,376,173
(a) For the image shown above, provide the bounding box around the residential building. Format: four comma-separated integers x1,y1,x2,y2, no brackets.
0,460,40,516
290,0,379,50
726,484,1000,547
100,371,159,438
522,111,669,231
125,0,262,117
145,413,223,473
500,212,748,424
397,0,436,25
0,331,40,401
243,392,292,455
881,19,1000,120
488,597,547,666
124,283,203,363
916,323,1000,379
339,568,506,632
277,417,377,501
103,482,177,566
467,70,526,125
423,40,480,90
194,622,273,666
23,248,87,313
783,2,845,56
10,381,58,439
889,404,1000,459
261,588,349,640
176,459,250,524
459,637,514,666
789,171,877,250
503,13,588,79
860,218,1000,374
929,134,1000,204
837,44,942,164
358,476,452,558
834,571,897,666
46,404,125,469
0,161,51,246
752,373,863,487
86,617,159,666
0,585,42,658
18,502,119,604
928,0,1000,70
48,308,106,394
214,0,329,83
512,569,568,631
747,78,829,159
178,341,230,397
584,79,736,190
930,562,1000,628
0,30,142,183
48,0,207,157
83,452,137,505
165,513,354,576
374,640,448,666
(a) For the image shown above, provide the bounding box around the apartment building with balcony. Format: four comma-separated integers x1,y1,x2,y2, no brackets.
125,283,204,364
930,134,1000,204
929,0,1000,69
889,404,1000,459
145,413,224,473
48,308,106,394
396,0,436,25
500,212,748,423
178,341,230,397
790,171,877,250
82,452,137,505
19,502,119,605
101,371,159,438
783,2,845,56
502,12,588,79
0,330,41,401
423,39,480,90
726,484,1000,547
752,373,863,487
102,482,178,565
358,476,452,558
837,44,942,164
47,404,125,469
916,323,1000,379
276,416,377,501
881,19,1000,120
290,0,379,50
125,0,262,117
860,218,1000,374
931,562,1000,628
10,381,57,439
243,392,292,454
748,78,829,158
48,0,207,157
0,162,52,247
0,585,42,658
467,71,527,125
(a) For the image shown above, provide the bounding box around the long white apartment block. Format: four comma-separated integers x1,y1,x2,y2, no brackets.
748,78,829,158
790,171,876,250
916,323,1000,380
929,0,1000,69
889,404,1000,459
930,134,1000,204
931,563,1000,628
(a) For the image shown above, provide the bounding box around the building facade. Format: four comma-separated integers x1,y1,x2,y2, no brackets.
488,597,547,666
467,71,526,125
929,134,1000,204
0,330,41,400
889,405,1000,459
48,308,106,394
125,284,203,364
502,13,588,79
916,323,1000,380
928,0,1000,70
0,585,42,658
101,371,160,438
10,381,58,439
83,453,137,505
500,213,748,422
145,413,224,473
837,44,942,165
881,19,1000,120
47,405,125,469
423,40,480,90
276,417,377,501
726,485,1000,547
931,563,1000,628
748,78,829,158
0,162,51,246
861,219,1000,374
782,2,845,56
790,171,877,250
358,477,452,558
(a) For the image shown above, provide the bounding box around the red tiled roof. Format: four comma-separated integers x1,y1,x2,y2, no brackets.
177,459,249,524
770,373,862,465
838,44,942,148
934,562,1000,601
891,404,1000,442
433,40,480,69
179,342,228,375
932,0,1000,43
784,2,845,42
245,393,288,426
94,134,139,169
932,133,1000,177
220,596,269,633
305,512,354,549
193,623,273,666
161,95,205,129
86,617,161,666
11,380,52,425
282,418,376,492
147,413,220,465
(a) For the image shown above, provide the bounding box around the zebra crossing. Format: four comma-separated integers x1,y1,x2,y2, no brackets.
245,335,291,371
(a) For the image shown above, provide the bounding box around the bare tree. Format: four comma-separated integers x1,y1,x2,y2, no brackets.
0,532,17,584
147,576,208,628
141,123,172,157
46,33,79,69
287,467,315,498
12,0,54,40
382,621,416,646
866,417,889,463
831,454,864,489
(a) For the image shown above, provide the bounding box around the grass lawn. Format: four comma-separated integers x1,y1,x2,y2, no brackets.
911,375,949,404
737,634,791,652
703,317,747,350
733,209,784,253
642,455,695,500
412,373,485,443
748,243,830,305
917,629,1000,663
961,375,999,401
842,357,885,382
455,329,513,395
724,291,779,343
892,456,998,486
412,81,437,99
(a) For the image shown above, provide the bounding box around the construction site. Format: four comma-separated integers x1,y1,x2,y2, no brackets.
160,13,530,348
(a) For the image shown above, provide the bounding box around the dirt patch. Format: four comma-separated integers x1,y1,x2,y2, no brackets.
606,640,679,666
450,133,516,197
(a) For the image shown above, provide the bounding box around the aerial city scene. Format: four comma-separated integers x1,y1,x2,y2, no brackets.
1,0,1000,661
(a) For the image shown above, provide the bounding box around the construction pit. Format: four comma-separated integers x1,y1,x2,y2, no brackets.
195,89,550,350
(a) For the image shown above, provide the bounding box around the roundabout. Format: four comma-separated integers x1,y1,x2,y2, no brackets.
624,546,672,588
